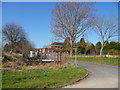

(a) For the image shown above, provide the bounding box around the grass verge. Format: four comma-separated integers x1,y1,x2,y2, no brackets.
68,57,119,66
3,65,88,88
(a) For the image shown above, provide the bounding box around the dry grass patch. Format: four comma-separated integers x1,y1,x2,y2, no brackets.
19,62,74,71
3,52,22,60
2,61,74,71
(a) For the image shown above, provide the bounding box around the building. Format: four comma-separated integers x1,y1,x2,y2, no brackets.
37,48,50,54
29,51,38,57
48,42,63,53
37,42,63,54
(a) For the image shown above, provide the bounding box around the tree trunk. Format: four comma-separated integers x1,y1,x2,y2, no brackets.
10,49,13,54
100,46,104,56
84,48,87,55
100,41,108,56
70,47,73,57
70,41,74,56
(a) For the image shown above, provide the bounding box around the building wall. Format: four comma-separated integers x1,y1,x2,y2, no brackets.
37,42,63,54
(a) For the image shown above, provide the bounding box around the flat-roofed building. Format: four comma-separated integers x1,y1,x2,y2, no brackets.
37,42,63,54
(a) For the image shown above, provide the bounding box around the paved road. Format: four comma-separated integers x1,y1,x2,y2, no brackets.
64,61,118,88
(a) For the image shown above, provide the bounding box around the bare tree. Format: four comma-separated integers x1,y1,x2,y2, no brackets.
51,2,95,56
2,23,33,54
93,17,118,56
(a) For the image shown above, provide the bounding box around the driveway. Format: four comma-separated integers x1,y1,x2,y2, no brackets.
64,60,118,88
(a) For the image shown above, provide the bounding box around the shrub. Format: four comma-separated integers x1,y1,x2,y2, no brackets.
108,49,120,55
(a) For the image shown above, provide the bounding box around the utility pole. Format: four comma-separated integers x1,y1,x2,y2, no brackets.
75,48,77,66
74,46,77,66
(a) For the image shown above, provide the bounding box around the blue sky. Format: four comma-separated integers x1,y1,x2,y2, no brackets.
2,2,118,48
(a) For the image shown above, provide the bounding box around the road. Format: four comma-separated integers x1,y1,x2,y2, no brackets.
64,61,118,88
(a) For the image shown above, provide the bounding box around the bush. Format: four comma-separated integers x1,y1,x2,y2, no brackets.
108,49,120,55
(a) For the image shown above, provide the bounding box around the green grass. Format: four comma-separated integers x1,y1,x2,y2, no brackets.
68,57,119,66
3,66,88,88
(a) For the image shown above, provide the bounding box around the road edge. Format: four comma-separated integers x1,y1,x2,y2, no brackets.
62,65,90,88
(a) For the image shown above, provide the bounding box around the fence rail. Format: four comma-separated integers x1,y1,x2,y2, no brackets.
25,52,68,63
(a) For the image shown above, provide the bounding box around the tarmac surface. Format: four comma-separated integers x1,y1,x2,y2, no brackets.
64,60,119,88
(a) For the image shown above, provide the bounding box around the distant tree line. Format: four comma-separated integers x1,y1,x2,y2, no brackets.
62,38,120,55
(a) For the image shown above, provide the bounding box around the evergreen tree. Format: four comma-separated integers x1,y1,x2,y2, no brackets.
77,38,86,54
88,44,95,55
107,41,120,55
95,42,102,55
109,42,120,50
62,37,70,53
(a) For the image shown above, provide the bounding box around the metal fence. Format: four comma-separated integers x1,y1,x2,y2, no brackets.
25,52,68,63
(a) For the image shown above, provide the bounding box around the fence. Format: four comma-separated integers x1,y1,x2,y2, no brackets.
24,52,68,64
43,52,68,63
